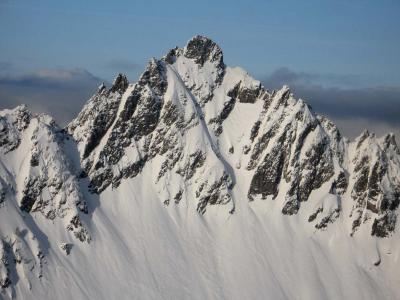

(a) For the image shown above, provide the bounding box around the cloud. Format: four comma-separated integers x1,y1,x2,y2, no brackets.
261,68,400,139
1,65,398,141
0,61,14,72
0,68,101,89
0,68,103,126
332,118,400,142
292,85,400,126
263,67,362,89
104,59,141,72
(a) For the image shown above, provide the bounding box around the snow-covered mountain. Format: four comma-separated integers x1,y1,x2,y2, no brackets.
1,36,399,299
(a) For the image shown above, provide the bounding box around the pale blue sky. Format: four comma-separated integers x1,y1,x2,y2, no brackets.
1,0,399,85
0,0,399,138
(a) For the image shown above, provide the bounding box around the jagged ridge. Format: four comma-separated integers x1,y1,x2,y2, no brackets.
0,35,399,298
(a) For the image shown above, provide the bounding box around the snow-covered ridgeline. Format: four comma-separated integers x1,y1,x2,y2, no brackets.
0,35,399,299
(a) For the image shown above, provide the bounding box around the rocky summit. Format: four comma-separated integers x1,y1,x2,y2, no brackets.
0,36,399,300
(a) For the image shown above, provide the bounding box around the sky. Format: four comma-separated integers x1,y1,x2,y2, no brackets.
0,0,399,139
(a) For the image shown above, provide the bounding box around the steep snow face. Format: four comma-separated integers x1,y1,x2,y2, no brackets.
164,39,348,228
0,106,90,298
68,53,234,214
1,36,400,299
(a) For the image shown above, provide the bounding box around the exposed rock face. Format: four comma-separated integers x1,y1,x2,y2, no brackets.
68,74,128,159
0,106,90,292
20,114,89,242
59,243,72,255
234,81,261,104
0,231,44,292
246,87,345,219
0,105,31,153
208,91,236,136
84,59,168,192
184,35,224,68
349,131,400,237
66,36,400,237
163,35,226,104
68,39,235,214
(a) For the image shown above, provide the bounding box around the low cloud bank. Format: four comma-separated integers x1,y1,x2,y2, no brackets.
261,68,400,140
0,68,103,126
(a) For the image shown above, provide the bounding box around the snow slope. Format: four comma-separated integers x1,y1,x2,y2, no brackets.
1,36,400,300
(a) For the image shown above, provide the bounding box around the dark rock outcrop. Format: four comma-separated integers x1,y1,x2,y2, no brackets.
350,131,400,237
